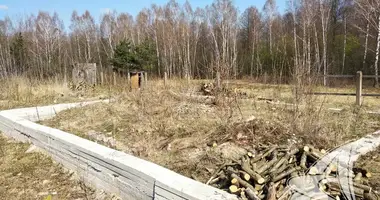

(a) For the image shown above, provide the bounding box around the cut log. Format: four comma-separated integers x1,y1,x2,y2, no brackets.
270,156,288,174
277,186,291,200
266,182,278,200
274,163,289,176
209,177,220,185
273,167,301,182
246,188,260,200
328,182,364,198
255,184,263,192
206,162,238,185
239,171,251,181
300,152,307,169
364,192,377,200
231,178,239,186
354,172,363,182
252,147,277,163
230,173,255,191
257,157,278,174
229,185,240,195
308,166,319,175
241,160,266,184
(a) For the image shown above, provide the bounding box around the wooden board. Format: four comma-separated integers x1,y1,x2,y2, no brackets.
131,74,139,89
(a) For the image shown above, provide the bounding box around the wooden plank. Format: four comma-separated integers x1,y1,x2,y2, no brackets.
131,74,139,90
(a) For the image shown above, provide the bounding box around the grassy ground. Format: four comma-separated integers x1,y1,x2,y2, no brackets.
0,77,120,200
0,135,115,200
0,77,119,110
41,79,380,183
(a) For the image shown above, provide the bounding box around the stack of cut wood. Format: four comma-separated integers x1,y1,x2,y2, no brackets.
207,145,377,200
200,83,248,98
200,82,215,95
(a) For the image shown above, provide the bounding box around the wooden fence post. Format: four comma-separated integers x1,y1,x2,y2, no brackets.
113,71,117,86
127,71,131,82
64,65,67,84
144,72,148,85
216,72,221,89
141,72,145,88
356,71,363,106
164,72,167,86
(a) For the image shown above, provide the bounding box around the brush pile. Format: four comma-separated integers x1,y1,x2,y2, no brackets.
207,145,377,200
200,82,248,97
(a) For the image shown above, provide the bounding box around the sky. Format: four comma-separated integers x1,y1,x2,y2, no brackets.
0,0,286,29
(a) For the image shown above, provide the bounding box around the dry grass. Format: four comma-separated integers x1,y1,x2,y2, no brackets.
41,79,380,183
0,76,123,200
356,146,380,191
0,76,122,110
0,135,114,200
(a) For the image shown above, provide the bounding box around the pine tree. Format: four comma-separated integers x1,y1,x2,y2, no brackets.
10,32,26,75
110,40,139,71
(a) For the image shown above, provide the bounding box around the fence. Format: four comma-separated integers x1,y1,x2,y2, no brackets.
308,71,380,106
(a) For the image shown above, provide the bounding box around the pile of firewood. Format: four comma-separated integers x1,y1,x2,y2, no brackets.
207,145,377,200
200,82,248,98
200,82,216,95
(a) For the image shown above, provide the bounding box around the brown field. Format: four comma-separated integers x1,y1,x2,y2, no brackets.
0,77,119,200
40,79,380,184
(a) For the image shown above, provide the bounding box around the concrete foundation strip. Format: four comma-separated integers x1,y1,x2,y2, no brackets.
0,100,237,200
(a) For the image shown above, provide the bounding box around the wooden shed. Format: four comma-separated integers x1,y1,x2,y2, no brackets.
130,70,145,90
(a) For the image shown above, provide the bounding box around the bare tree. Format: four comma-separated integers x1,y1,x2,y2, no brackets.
355,0,380,87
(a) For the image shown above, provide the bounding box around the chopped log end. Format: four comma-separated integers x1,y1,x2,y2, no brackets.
255,184,263,191
303,146,310,152
330,163,338,173
243,174,250,181
320,149,327,154
321,179,328,185
366,172,372,178
247,152,254,158
229,185,240,194
257,177,265,185
354,172,363,182
319,183,327,191
309,166,319,175
231,178,239,186
212,142,218,148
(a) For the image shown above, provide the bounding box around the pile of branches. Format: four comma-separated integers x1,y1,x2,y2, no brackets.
207,145,377,200
200,82,248,98
68,81,95,91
